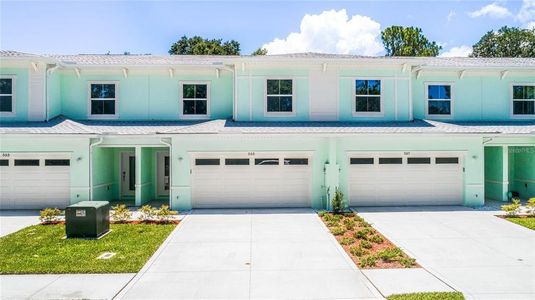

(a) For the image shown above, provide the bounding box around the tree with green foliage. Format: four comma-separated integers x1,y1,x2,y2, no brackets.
471,26,535,58
251,47,268,56
381,26,441,57
169,36,240,55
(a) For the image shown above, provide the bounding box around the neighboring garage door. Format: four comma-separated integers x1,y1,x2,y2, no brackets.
191,152,312,208
348,152,463,206
0,153,71,209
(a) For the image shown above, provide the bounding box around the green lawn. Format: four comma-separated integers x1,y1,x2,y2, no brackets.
505,217,535,230
388,292,464,300
0,223,176,274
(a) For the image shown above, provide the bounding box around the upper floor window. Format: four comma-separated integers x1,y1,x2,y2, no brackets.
355,79,381,114
266,79,293,114
426,84,452,117
0,76,15,114
89,82,117,117
181,82,209,117
512,85,535,116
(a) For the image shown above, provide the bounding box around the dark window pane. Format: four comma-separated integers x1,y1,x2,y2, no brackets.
368,80,381,95
513,86,535,100
195,159,220,166
129,156,135,191
91,100,103,114
367,97,381,112
0,159,8,166
436,157,459,164
527,86,535,99
279,80,292,94
279,96,292,112
284,158,308,165
195,84,207,98
428,85,450,100
355,80,367,95
0,78,12,94
225,158,250,165
255,158,279,165
428,100,451,115
513,86,524,99
183,100,195,114
103,100,115,114
91,84,115,98
45,159,70,166
513,101,535,115
14,159,39,166
266,80,278,95
350,158,374,164
379,158,402,164
195,100,207,115
355,97,367,112
267,96,280,112
0,96,12,112
408,157,431,164
183,84,195,98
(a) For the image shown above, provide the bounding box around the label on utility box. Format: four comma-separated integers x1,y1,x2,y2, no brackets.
76,209,86,217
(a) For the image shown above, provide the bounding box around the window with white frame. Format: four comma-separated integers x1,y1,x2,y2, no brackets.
266,79,293,113
89,83,117,116
427,84,452,116
0,76,14,113
182,83,209,115
355,80,381,113
512,85,535,116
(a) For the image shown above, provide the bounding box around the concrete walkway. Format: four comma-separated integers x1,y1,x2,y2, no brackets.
357,206,535,300
0,274,135,300
116,208,382,300
0,210,40,237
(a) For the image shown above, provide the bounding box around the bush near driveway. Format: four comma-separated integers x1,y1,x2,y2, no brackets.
387,292,464,300
0,223,175,274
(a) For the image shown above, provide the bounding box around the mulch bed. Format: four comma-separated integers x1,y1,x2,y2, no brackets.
320,211,419,269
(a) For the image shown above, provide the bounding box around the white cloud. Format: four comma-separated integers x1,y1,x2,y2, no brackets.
262,9,383,56
517,0,535,27
524,21,535,29
439,45,473,57
468,3,512,18
447,11,456,22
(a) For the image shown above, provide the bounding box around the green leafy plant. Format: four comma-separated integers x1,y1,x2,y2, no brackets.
343,218,356,230
376,247,403,262
526,198,535,216
111,204,132,223
359,220,371,228
331,227,346,236
155,205,178,223
138,205,156,221
353,215,365,222
354,230,369,240
331,187,345,214
360,240,373,249
340,236,355,245
359,255,377,267
501,198,521,217
349,246,367,257
323,213,342,223
399,257,417,268
317,210,328,218
39,208,62,224
369,234,384,244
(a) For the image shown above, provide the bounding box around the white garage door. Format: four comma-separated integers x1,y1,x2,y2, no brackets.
191,153,312,208
0,153,71,209
349,152,463,206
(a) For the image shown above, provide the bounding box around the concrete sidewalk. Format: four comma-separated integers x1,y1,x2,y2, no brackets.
0,210,40,237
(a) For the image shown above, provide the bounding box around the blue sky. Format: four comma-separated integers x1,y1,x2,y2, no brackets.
1,1,533,56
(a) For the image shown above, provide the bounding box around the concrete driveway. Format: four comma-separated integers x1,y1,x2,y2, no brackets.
357,206,535,300
117,208,381,300
0,210,40,237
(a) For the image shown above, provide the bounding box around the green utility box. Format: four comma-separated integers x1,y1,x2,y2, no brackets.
65,201,110,238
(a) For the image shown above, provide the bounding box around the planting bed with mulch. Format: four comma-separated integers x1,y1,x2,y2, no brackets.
319,211,418,269
499,215,535,230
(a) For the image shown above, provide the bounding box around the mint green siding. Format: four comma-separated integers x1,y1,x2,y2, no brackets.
47,72,62,119
0,67,29,121
511,147,535,199
484,147,505,201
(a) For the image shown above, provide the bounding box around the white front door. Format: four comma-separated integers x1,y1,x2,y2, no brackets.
348,152,463,206
157,151,170,196
121,152,135,197
0,153,71,209
191,152,312,208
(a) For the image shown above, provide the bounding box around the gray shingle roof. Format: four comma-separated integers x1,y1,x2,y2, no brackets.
77,119,202,135
0,50,42,58
50,54,234,66
0,116,93,134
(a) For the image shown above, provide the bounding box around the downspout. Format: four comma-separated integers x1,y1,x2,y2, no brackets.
160,138,172,207
89,137,104,201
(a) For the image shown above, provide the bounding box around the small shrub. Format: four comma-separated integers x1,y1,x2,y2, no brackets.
111,204,132,222
360,240,373,249
343,218,356,230
353,215,365,222
318,210,328,218
369,234,384,244
501,198,521,217
359,220,371,228
354,230,369,240
340,236,355,245
331,187,345,214
376,247,403,262
39,208,62,224
324,213,343,223
327,220,340,227
399,257,417,268
527,198,535,216
359,255,377,267
138,205,156,221
155,205,178,222
331,227,346,236
349,246,367,257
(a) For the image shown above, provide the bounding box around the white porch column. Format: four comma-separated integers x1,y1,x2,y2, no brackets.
501,145,509,201
135,146,142,206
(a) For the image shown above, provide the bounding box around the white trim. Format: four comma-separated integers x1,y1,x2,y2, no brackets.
352,78,384,117
87,81,119,119
156,150,170,197
510,82,535,119
424,81,454,119
0,75,16,116
179,80,211,120
264,78,296,117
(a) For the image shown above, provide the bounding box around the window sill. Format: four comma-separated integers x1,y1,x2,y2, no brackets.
425,114,454,120
179,114,211,120
511,114,535,119
264,112,296,118
88,114,120,120
352,112,384,118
